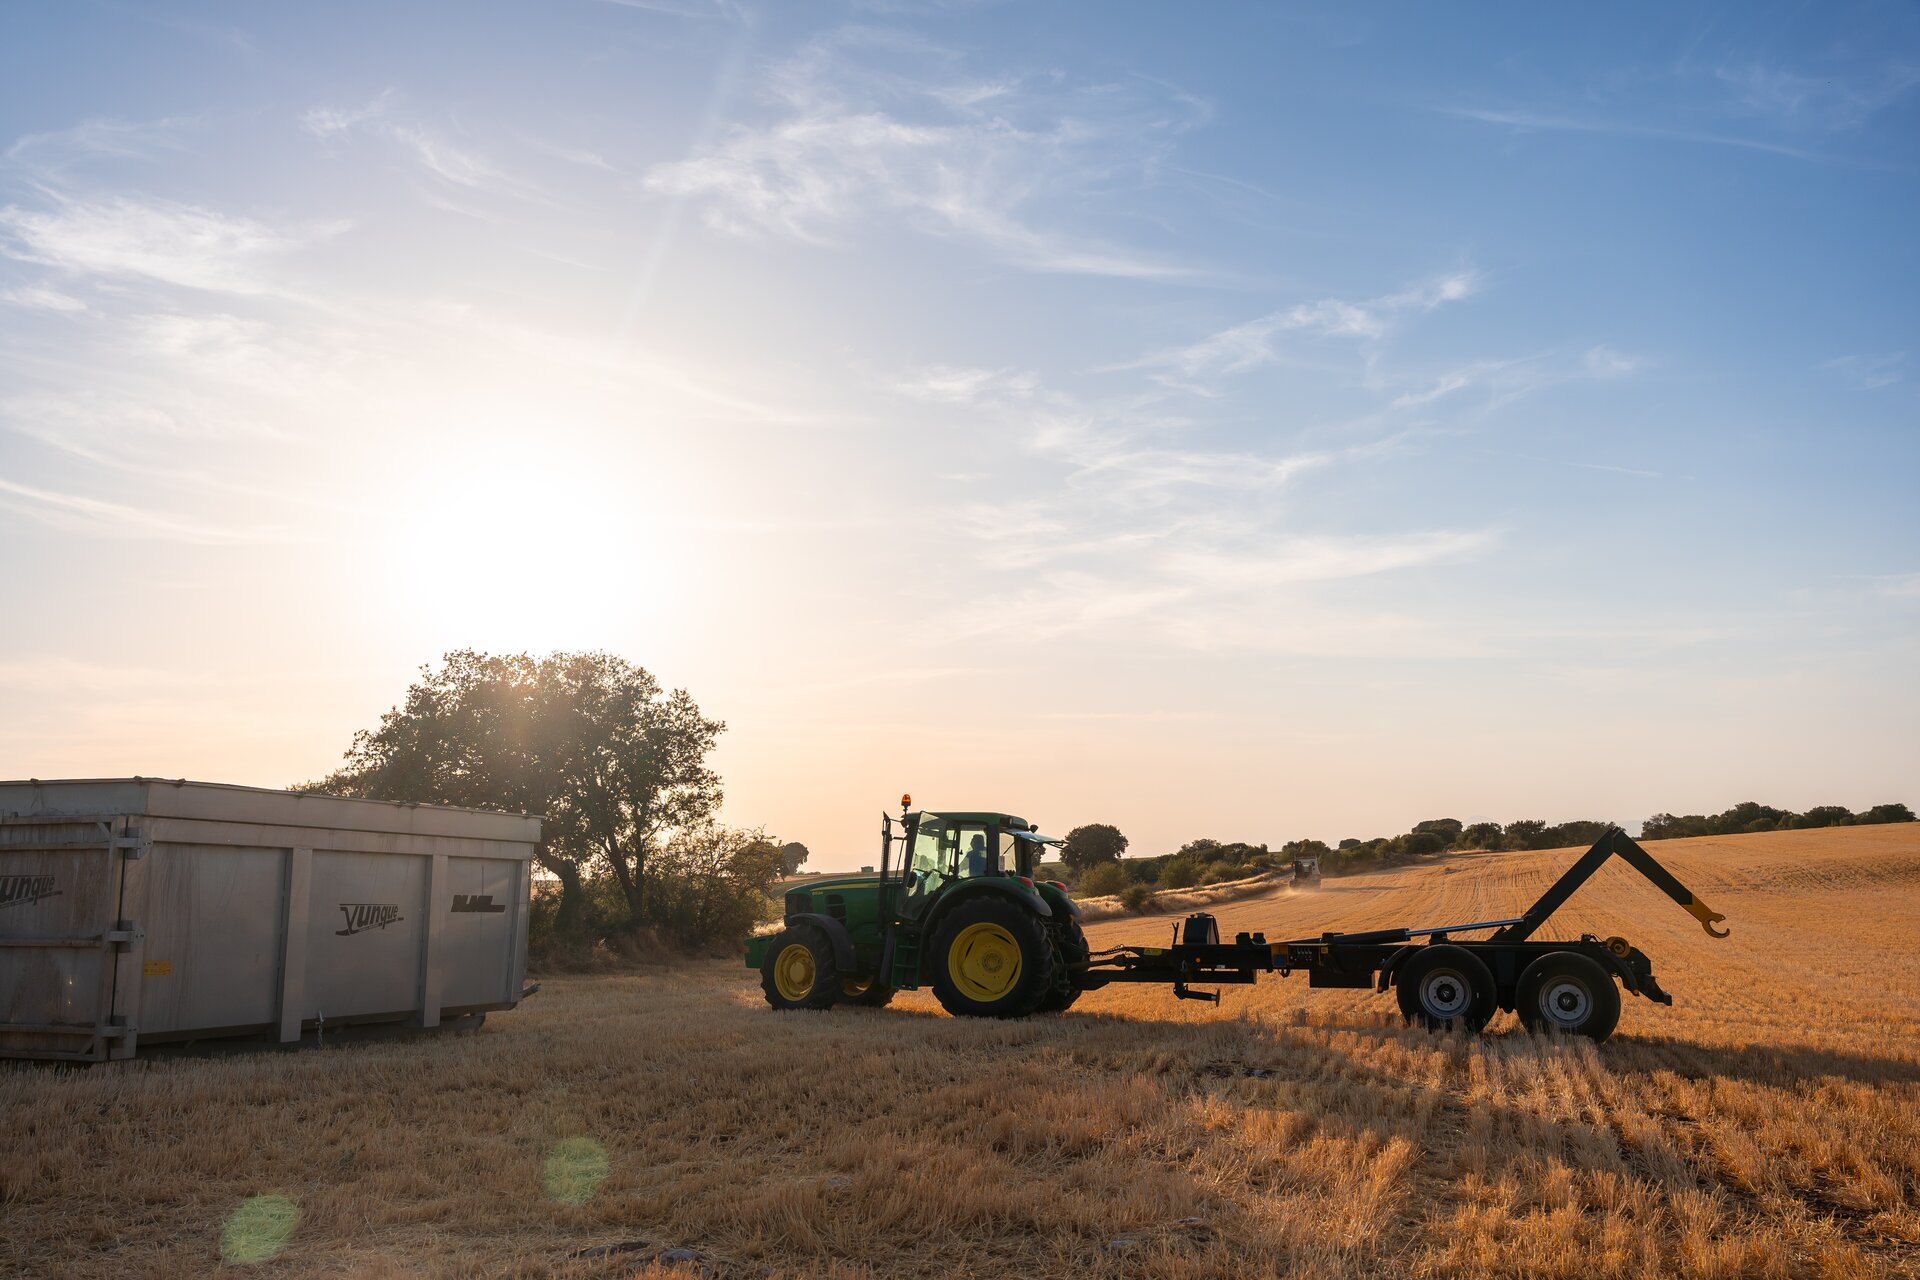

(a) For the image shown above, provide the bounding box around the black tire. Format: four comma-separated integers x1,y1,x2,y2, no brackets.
840,975,896,1008
1516,951,1621,1042
929,896,1056,1019
1396,944,1497,1033
1034,919,1089,1013
759,924,840,1010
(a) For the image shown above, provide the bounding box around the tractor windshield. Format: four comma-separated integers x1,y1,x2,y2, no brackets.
904,816,992,908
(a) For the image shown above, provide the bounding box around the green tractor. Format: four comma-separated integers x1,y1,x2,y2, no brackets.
744,797,1089,1018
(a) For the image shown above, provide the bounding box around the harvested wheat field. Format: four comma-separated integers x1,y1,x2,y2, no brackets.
4,825,1918,1279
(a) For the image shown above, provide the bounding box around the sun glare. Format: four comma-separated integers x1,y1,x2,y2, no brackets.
375,442,671,652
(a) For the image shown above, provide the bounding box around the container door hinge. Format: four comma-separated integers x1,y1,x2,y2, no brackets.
112,836,151,859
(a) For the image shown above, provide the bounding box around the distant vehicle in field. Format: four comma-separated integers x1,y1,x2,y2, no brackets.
1291,856,1321,885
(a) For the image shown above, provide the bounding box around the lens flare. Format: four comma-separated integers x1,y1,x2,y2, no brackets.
220,1194,299,1264
544,1136,610,1205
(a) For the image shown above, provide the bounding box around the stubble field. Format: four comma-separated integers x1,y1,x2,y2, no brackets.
4,824,1918,1278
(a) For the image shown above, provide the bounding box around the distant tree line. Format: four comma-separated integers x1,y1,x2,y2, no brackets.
1060,798,1915,906
1059,828,1276,908
1641,800,1914,840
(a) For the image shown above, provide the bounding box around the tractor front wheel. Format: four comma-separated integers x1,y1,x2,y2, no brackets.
930,897,1056,1019
760,924,840,1011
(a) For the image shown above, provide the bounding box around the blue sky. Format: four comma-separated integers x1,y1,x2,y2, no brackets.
1,2,1914,862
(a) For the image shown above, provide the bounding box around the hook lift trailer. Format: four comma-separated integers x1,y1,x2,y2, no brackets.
749,805,1728,1042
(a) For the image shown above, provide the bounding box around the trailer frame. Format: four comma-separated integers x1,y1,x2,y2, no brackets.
1076,827,1725,1039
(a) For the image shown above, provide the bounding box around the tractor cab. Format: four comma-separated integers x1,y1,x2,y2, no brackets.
899,810,1057,916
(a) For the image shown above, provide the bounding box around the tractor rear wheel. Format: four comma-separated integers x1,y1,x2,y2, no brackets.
759,924,840,1011
1396,944,1496,1033
1516,951,1621,1041
930,897,1056,1019
1034,919,1089,1013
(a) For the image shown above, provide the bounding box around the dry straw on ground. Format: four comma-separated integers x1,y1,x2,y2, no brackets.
4,825,1918,1278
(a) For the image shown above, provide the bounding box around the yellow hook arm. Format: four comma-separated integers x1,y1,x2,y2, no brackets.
1684,896,1730,939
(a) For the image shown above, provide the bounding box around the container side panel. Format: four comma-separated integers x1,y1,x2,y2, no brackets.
305,851,429,1020
439,857,521,1009
0,843,117,1040
136,844,285,1035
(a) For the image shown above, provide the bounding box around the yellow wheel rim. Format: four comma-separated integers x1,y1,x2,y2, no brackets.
948,922,1023,1003
773,942,816,1001
842,976,873,999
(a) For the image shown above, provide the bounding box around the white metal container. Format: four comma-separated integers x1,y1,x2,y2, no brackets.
0,778,540,1062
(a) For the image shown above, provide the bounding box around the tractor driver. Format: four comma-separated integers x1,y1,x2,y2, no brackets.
964,832,990,878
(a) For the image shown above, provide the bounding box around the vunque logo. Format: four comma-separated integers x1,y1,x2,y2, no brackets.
451,894,506,914
336,902,403,936
0,873,60,911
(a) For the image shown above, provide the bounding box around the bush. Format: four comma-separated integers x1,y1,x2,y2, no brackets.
1402,831,1445,857
1200,865,1232,886
1159,857,1200,890
1077,862,1129,898
643,825,783,953
1120,883,1157,913
1459,822,1503,851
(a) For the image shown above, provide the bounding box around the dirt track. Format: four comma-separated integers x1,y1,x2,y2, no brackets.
4,825,1917,1278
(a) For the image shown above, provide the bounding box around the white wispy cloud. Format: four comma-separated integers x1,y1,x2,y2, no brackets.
594,0,745,18
1388,346,1640,413
1156,530,1495,588
1823,352,1904,390
301,94,533,197
1438,105,1832,163
5,116,195,168
892,352,1496,650
643,28,1206,278
0,194,340,294
893,364,1038,403
0,285,88,313
1128,270,1483,391
0,476,279,544
299,93,392,139
1870,572,1920,601
1583,345,1640,377
1716,62,1920,132
384,124,509,190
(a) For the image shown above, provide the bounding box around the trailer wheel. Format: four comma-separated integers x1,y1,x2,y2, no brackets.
759,924,841,1011
1517,952,1620,1041
1396,945,1496,1033
930,897,1056,1019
